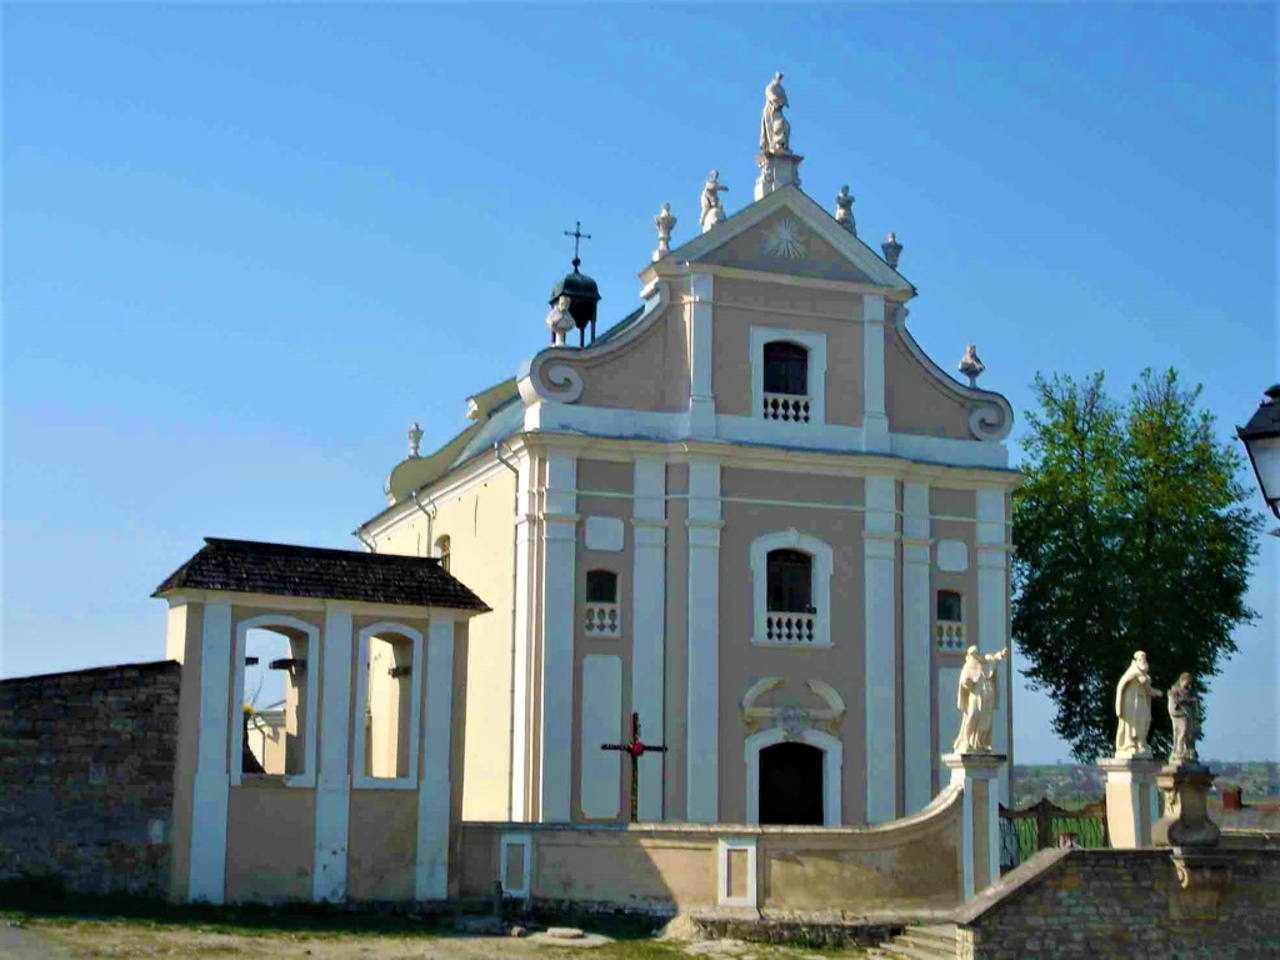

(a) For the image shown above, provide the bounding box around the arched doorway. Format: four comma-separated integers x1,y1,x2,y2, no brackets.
758,741,824,825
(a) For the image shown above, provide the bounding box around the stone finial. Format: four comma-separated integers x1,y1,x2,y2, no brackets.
958,344,986,387
408,422,423,458
546,294,576,346
834,185,855,234
700,170,728,233
881,231,902,269
653,202,677,261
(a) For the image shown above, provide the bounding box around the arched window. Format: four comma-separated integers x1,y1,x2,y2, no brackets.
763,341,808,396
767,549,812,613
434,535,451,573
584,569,621,636
354,623,424,787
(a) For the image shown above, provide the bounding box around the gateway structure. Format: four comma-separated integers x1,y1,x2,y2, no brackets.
356,74,1018,829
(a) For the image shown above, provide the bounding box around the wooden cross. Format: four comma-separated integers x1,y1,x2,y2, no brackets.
564,220,592,265
600,712,667,823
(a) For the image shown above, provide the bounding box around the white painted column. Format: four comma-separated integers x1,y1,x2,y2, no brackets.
510,455,536,821
189,601,232,903
944,752,1005,898
975,487,1011,804
861,294,889,453
539,454,578,822
685,457,722,822
313,602,353,902
863,475,898,823
416,615,456,898
688,272,716,438
902,481,932,814
632,457,668,821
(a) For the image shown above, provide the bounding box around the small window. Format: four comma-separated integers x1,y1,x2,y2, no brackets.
763,341,808,396
364,631,416,780
767,549,813,613
937,590,963,623
434,535,451,573
586,569,618,604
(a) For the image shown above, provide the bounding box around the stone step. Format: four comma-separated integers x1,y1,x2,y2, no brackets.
899,930,957,951
875,942,957,960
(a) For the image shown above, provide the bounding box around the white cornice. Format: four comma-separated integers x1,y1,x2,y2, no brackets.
153,589,481,620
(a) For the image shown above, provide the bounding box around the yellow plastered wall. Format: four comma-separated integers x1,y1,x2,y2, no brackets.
373,467,516,820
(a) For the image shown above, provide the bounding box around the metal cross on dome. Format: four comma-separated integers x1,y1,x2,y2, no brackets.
600,712,667,823
564,220,592,267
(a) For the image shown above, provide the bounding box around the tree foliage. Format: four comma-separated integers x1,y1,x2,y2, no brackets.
1012,369,1260,761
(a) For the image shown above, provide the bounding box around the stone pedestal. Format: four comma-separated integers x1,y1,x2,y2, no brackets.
944,752,1006,899
753,152,804,200
1098,756,1161,848
1153,761,1221,848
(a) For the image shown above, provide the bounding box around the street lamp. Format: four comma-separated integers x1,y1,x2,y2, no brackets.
1237,385,1280,523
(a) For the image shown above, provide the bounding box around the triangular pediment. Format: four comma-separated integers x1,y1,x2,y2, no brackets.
647,185,913,293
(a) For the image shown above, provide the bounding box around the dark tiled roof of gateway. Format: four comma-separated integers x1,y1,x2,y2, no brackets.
153,538,490,612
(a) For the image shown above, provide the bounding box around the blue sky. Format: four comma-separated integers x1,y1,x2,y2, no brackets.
3,3,1275,763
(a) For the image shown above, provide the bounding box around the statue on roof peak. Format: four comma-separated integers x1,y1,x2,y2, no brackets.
760,71,791,155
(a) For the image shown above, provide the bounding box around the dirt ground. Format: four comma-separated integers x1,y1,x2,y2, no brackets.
7,919,866,960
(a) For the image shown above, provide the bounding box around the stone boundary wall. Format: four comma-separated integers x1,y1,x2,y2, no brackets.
956,846,1280,959
0,661,181,896
458,785,964,917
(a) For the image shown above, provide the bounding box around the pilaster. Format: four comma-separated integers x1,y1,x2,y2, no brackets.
189,600,232,903
539,454,577,822
685,457,722,822
902,481,932,814
688,273,716,438
416,615,456,898
975,489,1011,804
314,602,353,902
864,475,898,823
861,294,889,453
510,454,535,821
632,457,668,821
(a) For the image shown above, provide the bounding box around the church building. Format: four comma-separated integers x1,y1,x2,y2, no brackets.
355,72,1018,829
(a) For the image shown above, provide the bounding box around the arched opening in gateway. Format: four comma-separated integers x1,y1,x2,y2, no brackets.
758,741,824,825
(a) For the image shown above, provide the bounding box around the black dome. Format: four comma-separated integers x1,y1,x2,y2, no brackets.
549,261,602,338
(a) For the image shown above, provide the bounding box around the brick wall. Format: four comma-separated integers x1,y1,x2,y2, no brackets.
0,661,181,897
957,846,1280,959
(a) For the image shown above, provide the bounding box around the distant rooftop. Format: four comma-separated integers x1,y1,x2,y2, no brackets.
154,537,490,611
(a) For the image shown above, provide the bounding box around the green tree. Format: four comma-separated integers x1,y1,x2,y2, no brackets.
1012,369,1260,761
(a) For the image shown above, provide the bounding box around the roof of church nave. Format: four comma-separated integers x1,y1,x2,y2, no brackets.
154,537,491,610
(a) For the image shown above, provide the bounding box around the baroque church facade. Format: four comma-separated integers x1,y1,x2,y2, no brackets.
355,74,1018,828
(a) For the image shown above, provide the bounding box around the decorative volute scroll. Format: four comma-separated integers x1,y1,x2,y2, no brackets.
517,281,671,406
890,304,1014,443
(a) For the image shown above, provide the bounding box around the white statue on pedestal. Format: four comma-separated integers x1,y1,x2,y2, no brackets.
760,71,791,155
1167,672,1200,763
700,171,728,233
953,645,1008,753
1115,650,1162,758
834,185,855,233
